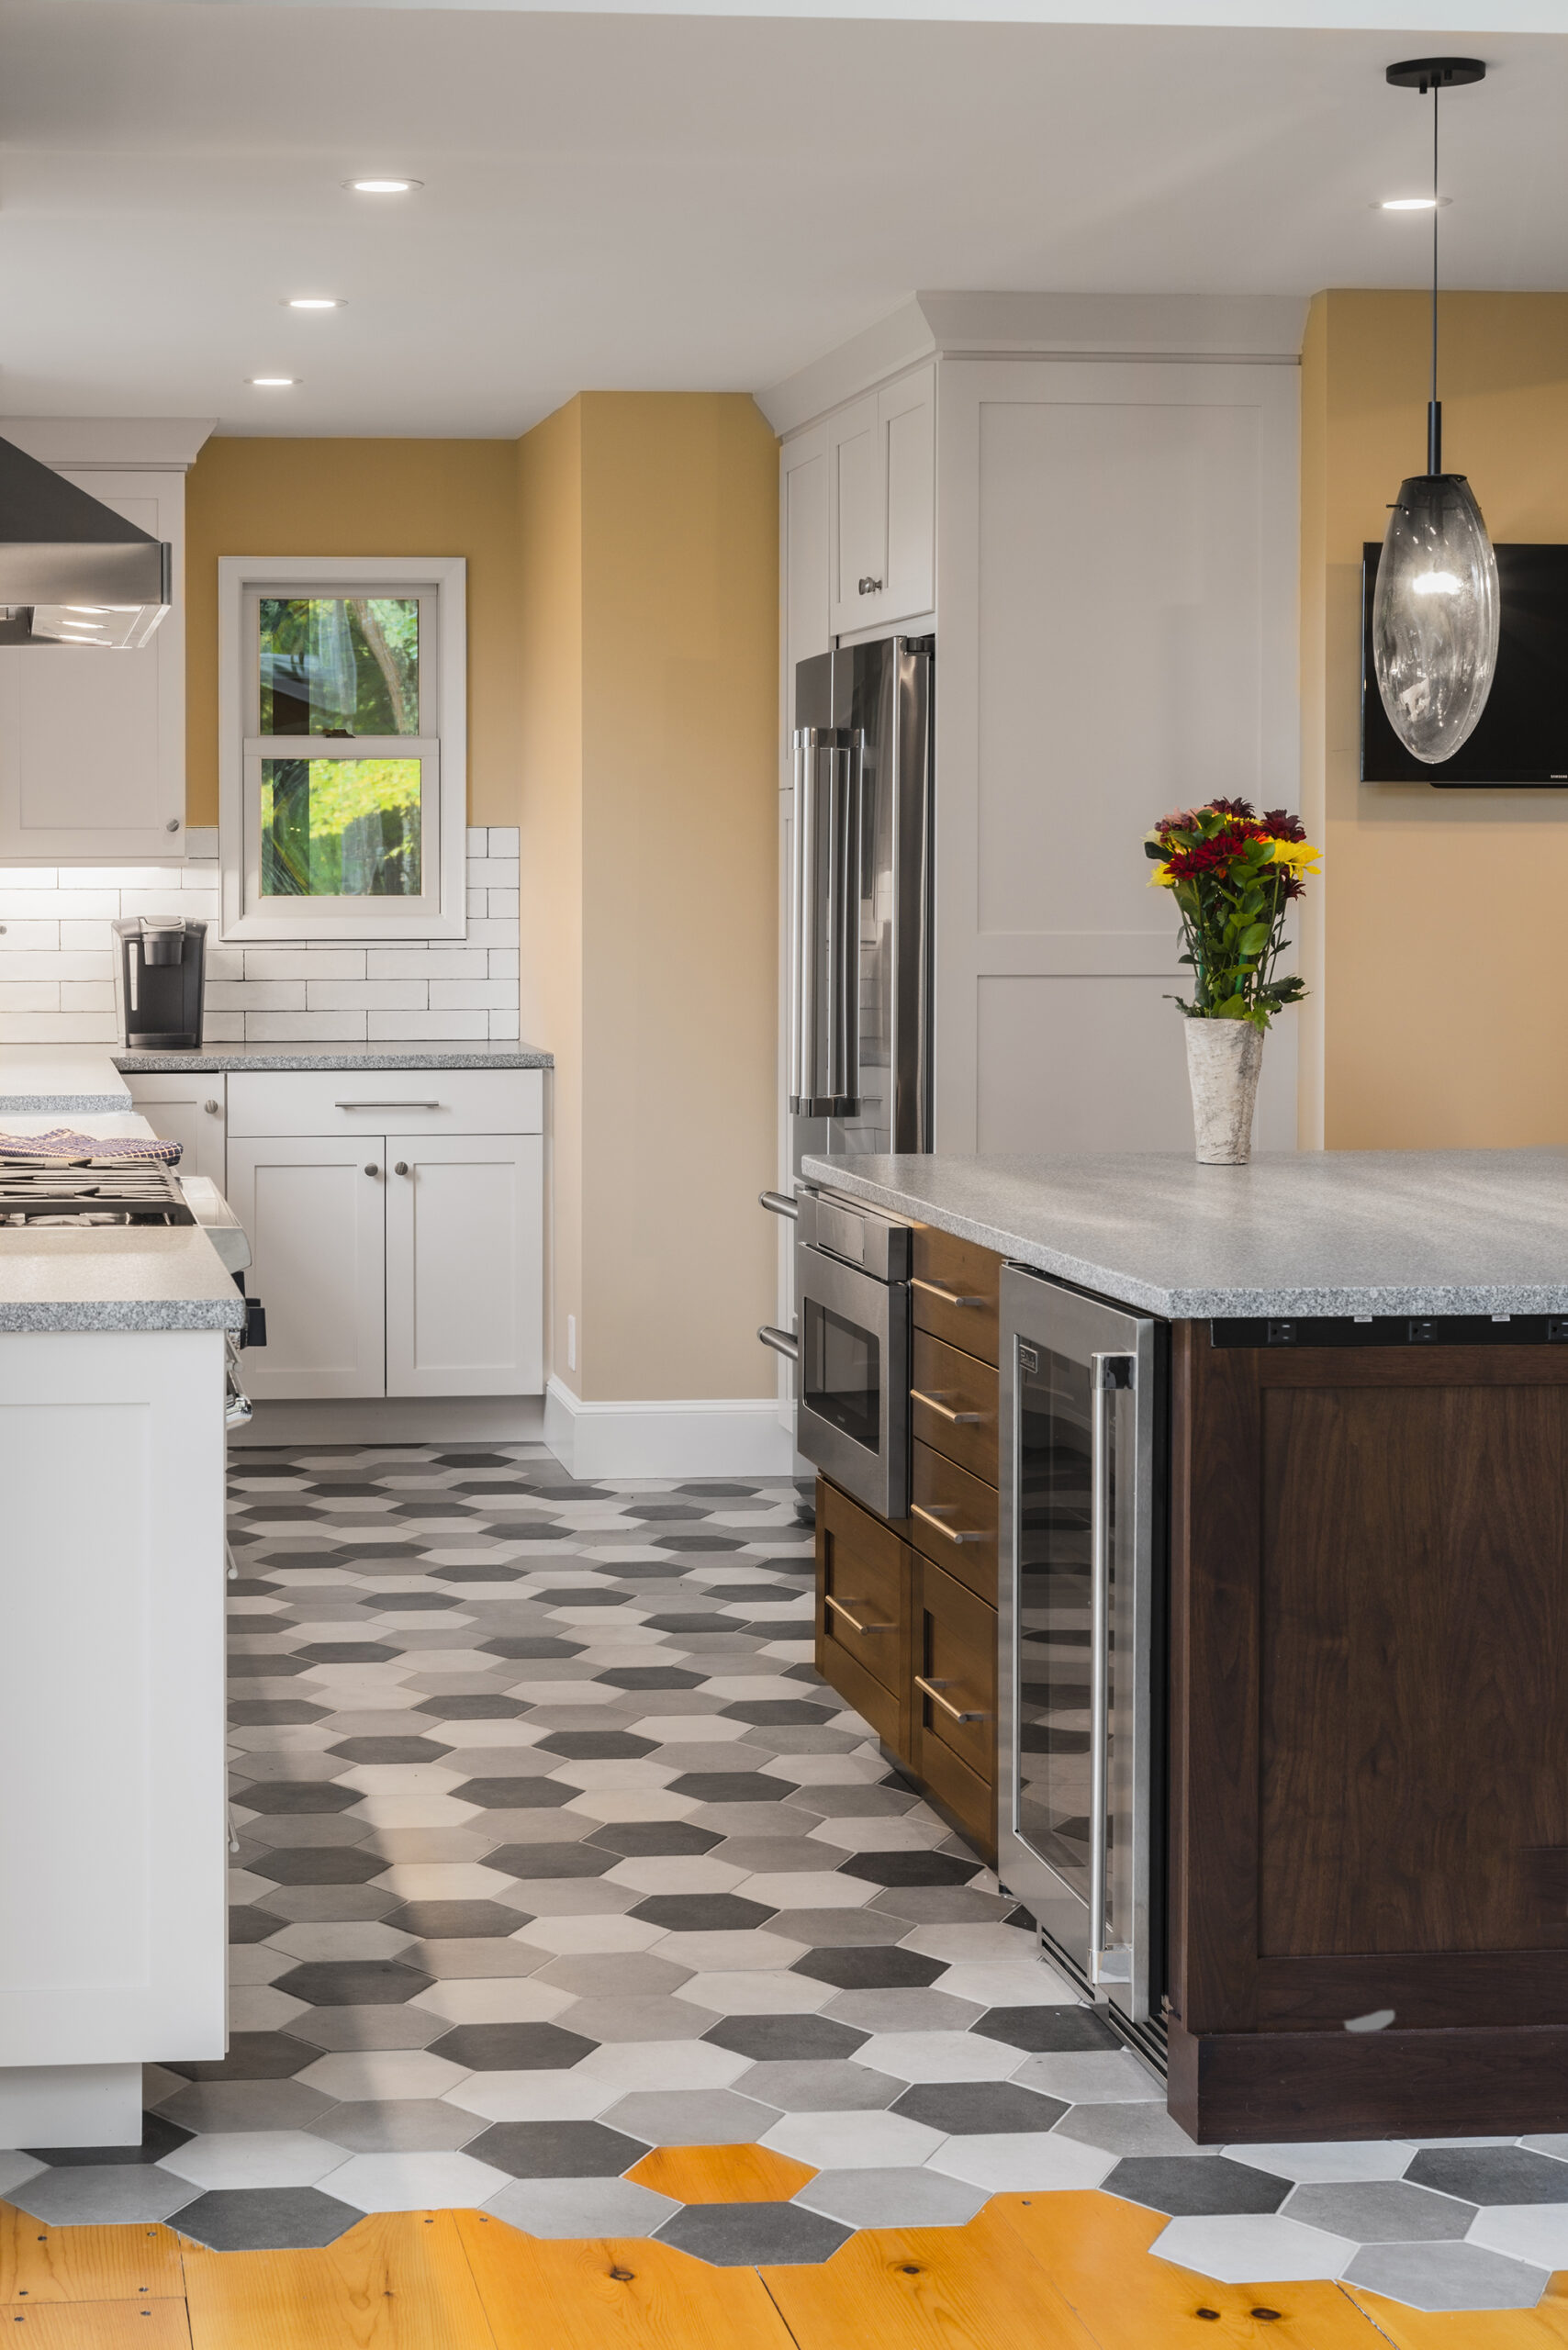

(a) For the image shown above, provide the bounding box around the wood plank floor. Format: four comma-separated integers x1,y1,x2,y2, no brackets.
6,2193,1568,2348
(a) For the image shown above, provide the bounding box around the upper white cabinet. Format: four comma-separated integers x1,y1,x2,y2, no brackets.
781,424,831,704
827,364,935,638
0,420,212,866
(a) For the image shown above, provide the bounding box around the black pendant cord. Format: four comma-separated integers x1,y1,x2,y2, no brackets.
1428,83,1442,475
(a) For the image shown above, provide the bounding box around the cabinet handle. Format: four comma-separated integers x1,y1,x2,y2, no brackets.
912,1278,987,1309
824,1592,894,1636
914,1673,986,1725
364,1163,380,1177
912,1388,985,1426
204,1099,221,1115
335,1099,442,1110
911,1501,987,1545
394,1161,409,1176
759,1190,799,1222
857,576,883,595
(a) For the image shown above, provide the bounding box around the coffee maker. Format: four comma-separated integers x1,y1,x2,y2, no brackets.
111,915,207,1049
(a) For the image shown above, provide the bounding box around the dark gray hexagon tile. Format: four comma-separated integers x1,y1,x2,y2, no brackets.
242,1780,362,1814
429,2022,597,2070
1406,2144,1568,2205
274,1961,432,2008
251,1848,390,1886
175,2186,363,2250
588,1821,722,1857
971,2005,1123,2054
891,2080,1068,2135
486,1841,615,1880
629,1894,778,1933
1105,2154,1293,2216
160,2034,316,2083
657,2200,851,2266
328,1736,454,1764
466,2120,648,2177
837,1852,980,1888
703,2014,868,2062
380,1901,527,1940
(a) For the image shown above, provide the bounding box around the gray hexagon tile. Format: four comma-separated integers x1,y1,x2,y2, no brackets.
12,1443,1561,2311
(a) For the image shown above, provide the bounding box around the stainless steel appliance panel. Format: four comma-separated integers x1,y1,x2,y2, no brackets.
999,1265,1162,2038
793,1191,913,1519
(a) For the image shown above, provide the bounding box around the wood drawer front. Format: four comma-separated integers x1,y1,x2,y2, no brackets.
228,1068,543,1138
912,1227,1001,1367
912,1331,998,1488
909,1439,997,1604
913,1556,998,1841
817,1478,905,1702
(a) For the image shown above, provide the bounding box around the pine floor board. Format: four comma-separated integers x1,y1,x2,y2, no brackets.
623,2144,818,2205
454,2213,798,2350
181,2211,496,2350
990,2190,1388,2347
0,2300,191,2348
0,2208,185,2309
759,2207,1103,2349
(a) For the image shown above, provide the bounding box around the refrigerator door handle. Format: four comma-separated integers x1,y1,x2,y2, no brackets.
790,728,863,1119
1088,1350,1136,1991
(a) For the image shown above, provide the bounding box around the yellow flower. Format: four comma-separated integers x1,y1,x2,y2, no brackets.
1148,862,1176,889
1270,839,1321,874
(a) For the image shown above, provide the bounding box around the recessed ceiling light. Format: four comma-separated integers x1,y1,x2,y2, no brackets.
1380,196,1451,210
345,177,421,195
248,376,297,387
285,297,343,310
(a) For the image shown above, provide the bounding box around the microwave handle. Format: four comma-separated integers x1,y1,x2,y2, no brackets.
1087,1350,1135,1989
757,1323,799,1363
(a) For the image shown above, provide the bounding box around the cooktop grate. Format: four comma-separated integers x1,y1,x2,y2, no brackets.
0,1157,196,1225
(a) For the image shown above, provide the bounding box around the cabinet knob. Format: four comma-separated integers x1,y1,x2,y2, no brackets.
364,1163,380,1177
165,817,181,832
204,1099,221,1115
857,576,883,596
394,1161,409,1176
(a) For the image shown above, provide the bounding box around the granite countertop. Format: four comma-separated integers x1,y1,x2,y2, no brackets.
0,1113,245,1334
801,1147,1568,1318
0,1046,132,1116
114,1041,554,1073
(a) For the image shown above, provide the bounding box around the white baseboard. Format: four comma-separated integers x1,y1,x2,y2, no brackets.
231,1395,545,1448
543,1375,796,1480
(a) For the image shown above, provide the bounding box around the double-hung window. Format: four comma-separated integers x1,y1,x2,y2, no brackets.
218,555,467,939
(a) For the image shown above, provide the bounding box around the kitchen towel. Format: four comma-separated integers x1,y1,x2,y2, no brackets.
0,1128,183,1164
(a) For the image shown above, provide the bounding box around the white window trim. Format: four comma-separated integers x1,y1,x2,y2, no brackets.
218,554,468,941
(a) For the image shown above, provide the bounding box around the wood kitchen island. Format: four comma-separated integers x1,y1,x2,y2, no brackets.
800,1145,1568,2146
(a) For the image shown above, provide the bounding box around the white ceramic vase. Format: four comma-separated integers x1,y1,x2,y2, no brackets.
1184,1018,1263,1165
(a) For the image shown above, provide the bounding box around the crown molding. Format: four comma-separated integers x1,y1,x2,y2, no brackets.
0,418,218,474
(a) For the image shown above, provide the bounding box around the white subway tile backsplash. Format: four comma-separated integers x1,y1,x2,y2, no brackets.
466,858,519,890
466,827,489,858
0,864,519,1047
487,827,520,857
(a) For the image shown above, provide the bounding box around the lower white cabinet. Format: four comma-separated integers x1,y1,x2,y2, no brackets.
124,1072,228,1186
226,1137,388,1399
386,1132,543,1396
227,1129,543,1400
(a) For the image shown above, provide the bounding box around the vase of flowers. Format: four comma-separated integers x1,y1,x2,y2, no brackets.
1145,798,1320,1165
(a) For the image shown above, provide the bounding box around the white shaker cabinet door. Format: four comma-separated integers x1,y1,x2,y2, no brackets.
385,1133,543,1397
125,1073,227,1186
879,364,935,625
226,1136,386,1397
828,396,884,638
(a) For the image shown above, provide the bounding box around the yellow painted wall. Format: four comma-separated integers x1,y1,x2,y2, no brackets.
1304,290,1568,1147
515,393,780,1404
183,438,522,826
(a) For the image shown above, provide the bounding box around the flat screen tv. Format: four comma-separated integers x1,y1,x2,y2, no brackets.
1361,542,1568,785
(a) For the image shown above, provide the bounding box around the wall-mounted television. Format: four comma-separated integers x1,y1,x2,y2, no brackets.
1361,543,1568,785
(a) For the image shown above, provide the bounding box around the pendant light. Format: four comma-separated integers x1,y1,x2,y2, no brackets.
1372,57,1498,766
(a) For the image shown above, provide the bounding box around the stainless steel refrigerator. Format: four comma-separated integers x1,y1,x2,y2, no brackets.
789,633,934,1172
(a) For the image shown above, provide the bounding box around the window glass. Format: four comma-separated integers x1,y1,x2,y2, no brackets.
259,597,420,734
261,757,422,896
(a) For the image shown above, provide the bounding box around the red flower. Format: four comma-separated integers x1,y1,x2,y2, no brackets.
1208,797,1257,820
1260,808,1306,842
1163,839,1238,879
1154,807,1203,836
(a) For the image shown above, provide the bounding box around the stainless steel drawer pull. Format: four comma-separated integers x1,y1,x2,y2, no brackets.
912,1278,987,1308
915,1673,986,1724
911,1501,987,1545
334,1099,442,1110
757,1324,800,1363
824,1592,894,1636
758,1190,799,1222
912,1388,985,1426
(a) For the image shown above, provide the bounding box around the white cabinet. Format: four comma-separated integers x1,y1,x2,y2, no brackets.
0,423,209,864
827,364,935,637
781,424,831,705
222,1068,544,1401
226,1137,387,1399
124,1071,228,1186
385,1134,543,1396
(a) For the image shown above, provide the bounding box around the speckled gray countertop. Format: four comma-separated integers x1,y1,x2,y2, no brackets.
0,1112,244,1333
115,1041,553,1073
801,1148,1568,1318
0,1047,132,1116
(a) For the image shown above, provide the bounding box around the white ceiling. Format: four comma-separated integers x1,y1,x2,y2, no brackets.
2,2,1566,437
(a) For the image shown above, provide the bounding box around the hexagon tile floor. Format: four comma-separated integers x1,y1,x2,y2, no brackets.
6,1443,1568,2325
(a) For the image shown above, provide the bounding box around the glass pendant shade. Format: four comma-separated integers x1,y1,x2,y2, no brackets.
1372,473,1500,763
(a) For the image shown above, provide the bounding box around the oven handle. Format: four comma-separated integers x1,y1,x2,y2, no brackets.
757,1324,799,1362
1088,1350,1135,1987
759,1191,799,1222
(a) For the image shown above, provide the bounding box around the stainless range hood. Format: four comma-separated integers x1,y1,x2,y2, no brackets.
0,431,173,649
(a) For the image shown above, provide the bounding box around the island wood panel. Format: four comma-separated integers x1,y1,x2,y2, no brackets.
912,1553,998,1860
1171,1329,1568,2135
909,1438,998,1603
911,1329,999,1486
911,1225,1001,1364
815,1477,910,1755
